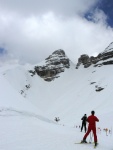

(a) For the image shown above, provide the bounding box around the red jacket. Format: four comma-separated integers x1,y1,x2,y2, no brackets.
87,115,99,127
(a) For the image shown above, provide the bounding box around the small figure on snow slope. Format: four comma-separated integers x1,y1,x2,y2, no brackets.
54,117,60,122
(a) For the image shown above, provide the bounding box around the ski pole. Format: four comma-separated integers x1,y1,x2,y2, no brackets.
111,126,112,136
89,131,92,143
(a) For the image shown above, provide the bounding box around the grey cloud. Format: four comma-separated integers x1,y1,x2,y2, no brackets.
0,0,98,17
0,0,113,65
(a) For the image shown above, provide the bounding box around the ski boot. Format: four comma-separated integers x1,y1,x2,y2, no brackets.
81,139,87,143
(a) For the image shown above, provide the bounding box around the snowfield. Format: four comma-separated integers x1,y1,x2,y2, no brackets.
0,61,113,150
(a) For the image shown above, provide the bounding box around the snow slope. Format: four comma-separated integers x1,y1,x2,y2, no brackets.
0,58,113,149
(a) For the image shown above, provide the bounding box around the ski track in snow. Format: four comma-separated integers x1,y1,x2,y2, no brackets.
0,107,55,124
0,107,113,150
0,108,75,150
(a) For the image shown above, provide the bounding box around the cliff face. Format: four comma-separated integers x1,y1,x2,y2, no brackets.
76,42,113,69
29,42,113,81
29,49,70,81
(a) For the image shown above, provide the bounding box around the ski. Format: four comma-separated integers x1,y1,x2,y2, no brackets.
94,146,96,148
94,145,97,148
74,142,92,144
74,142,99,148
94,143,98,148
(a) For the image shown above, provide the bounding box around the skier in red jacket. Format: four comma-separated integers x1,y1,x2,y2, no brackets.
81,110,99,147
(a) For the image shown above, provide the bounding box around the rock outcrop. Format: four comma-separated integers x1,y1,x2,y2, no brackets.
29,42,113,81
29,49,70,81
76,42,113,68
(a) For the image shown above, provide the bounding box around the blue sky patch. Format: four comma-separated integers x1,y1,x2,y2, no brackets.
0,47,6,54
84,0,113,27
84,12,95,23
98,0,113,27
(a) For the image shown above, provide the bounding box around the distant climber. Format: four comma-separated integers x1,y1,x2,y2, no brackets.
81,114,87,133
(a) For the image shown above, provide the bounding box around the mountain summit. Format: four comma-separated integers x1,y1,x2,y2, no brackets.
76,42,113,68
28,42,113,82
29,49,70,81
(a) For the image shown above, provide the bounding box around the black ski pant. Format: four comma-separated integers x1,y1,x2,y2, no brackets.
81,122,87,132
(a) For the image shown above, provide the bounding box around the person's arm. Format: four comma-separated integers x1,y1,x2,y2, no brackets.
95,116,99,122
81,116,83,120
86,117,89,123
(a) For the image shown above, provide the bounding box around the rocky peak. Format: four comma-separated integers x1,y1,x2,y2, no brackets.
97,42,113,60
29,49,70,81
76,42,113,68
76,54,99,69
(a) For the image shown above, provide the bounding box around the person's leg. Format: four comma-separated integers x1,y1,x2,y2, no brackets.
84,123,86,133
92,127,98,146
92,127,97,142
81,123,83,132
83,126,91,139
81,126,91,143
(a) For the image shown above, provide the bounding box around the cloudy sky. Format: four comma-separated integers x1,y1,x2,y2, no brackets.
0,0,113,65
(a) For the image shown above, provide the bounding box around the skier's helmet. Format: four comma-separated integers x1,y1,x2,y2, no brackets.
91,110,95,115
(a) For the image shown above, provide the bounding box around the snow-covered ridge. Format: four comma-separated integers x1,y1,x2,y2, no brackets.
104,42,113,53
76,42,113,68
